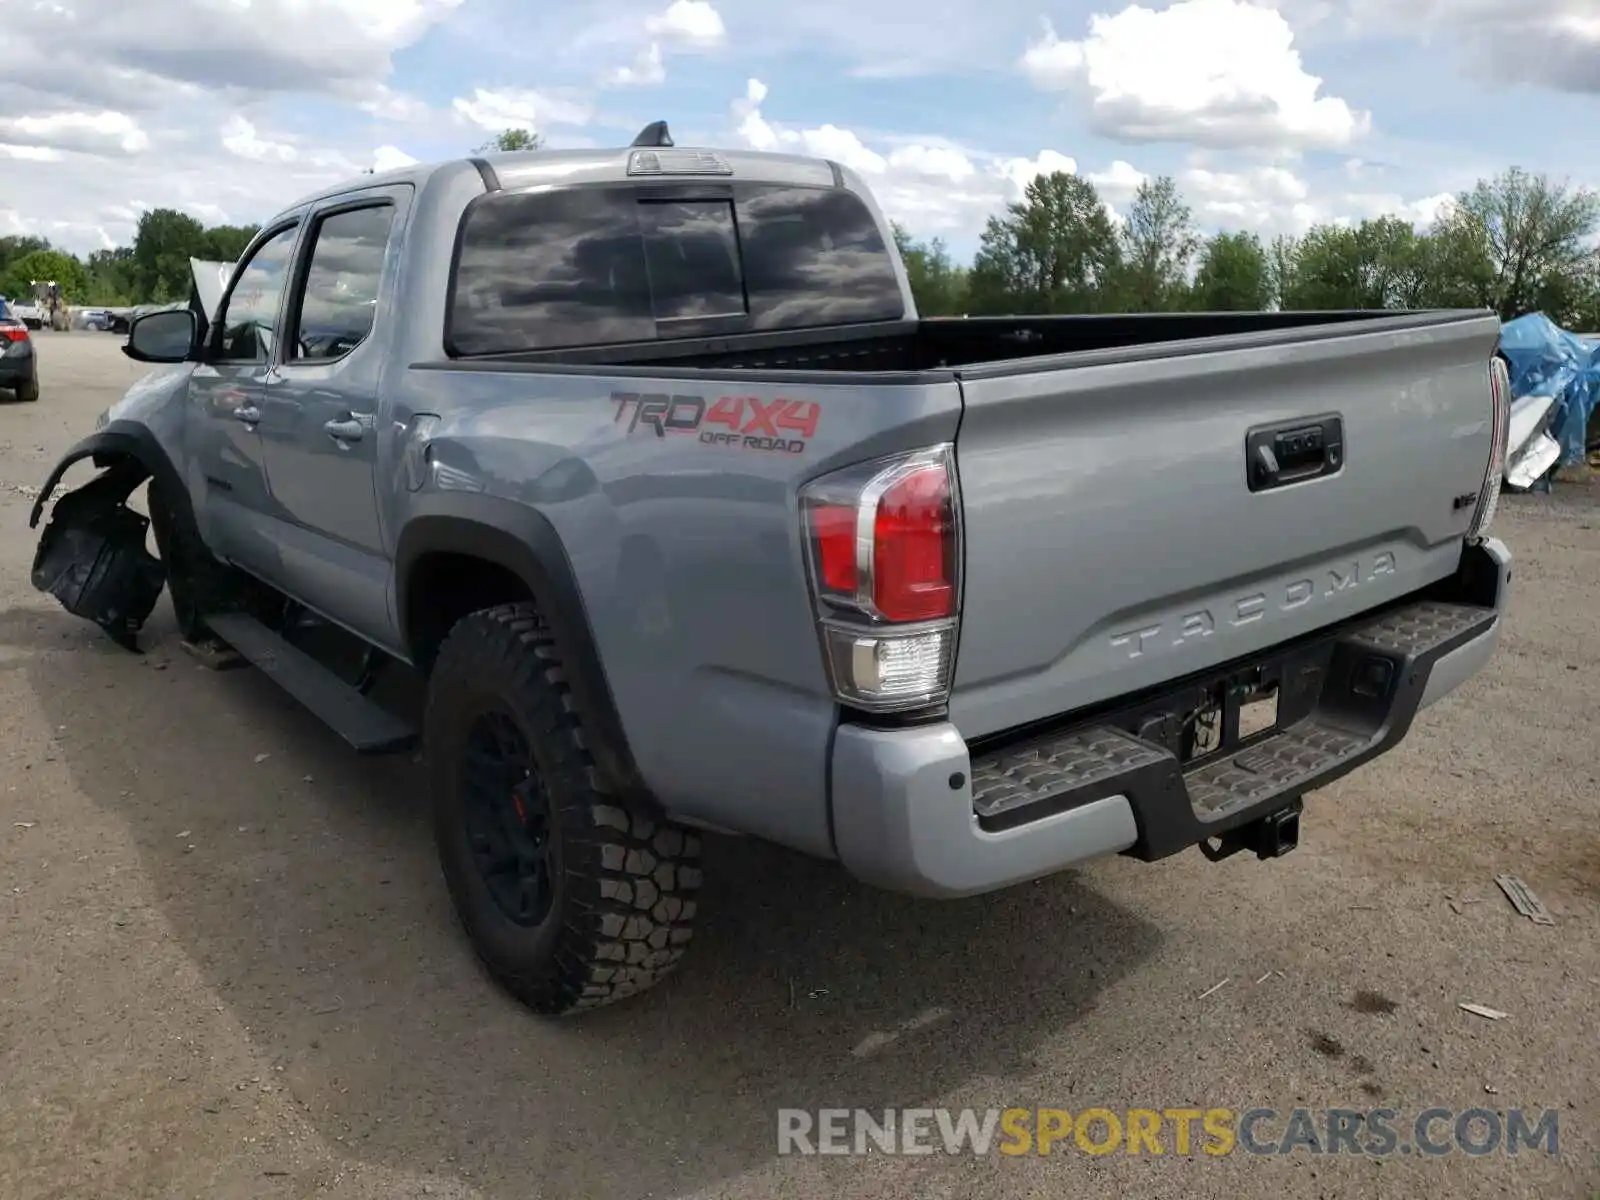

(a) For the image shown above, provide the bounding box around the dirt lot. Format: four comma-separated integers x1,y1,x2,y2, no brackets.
0,331,1596,1200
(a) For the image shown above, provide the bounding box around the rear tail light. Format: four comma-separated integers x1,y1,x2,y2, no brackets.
800,445,961,713
1,327,28,342
1469,355,1511,539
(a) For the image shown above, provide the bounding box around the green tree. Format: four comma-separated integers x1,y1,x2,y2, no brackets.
1,249,88,303
1267,234,1299,310
891,222,967,315
476,128,542,153
1280,217,1436,310
1356,216,1431,308
1279,225,1356,308
201,224,260,263
0,235,53,292
1414,212,1497,310
1564,259,1600,332
1191,232,1272,311
1111,176,1199,311
966,171,1120,315
82,247,137,305
130,207,207,301
1444,167,1600,321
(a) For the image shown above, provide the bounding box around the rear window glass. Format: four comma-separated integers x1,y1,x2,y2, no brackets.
638,200,744,320
447,183,904,355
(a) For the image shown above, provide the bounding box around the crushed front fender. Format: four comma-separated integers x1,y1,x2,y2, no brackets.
30,457,165,651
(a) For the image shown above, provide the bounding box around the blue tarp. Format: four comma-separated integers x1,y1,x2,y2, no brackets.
1497,313,1600,468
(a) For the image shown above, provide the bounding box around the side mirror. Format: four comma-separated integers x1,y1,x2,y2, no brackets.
123,309,198,363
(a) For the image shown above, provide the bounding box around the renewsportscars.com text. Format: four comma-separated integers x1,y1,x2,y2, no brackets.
777,1107,1560,1158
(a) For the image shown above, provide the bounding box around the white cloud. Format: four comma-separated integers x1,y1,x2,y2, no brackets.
450,87,593,133
0,0,475,251
724,83,1455,244
1338,190,1458,228
999,150,1080,196
1181,165,1315,232
0,0,1580,268
645,0,727,47
887,144,978,181
221,116,297,164
723,79,1447,243
0,109,149,155
608,44,667,87
0,143,63,162
3,0,464,101
1171,163,1459,237
358,84,434,123
800,126,889,175
1272,0,1600,95
601,0,725,88
1087,159,1149,202
730,81,1077,236
1021,0,1370,151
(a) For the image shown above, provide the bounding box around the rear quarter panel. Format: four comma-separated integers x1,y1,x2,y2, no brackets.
390,365,961,855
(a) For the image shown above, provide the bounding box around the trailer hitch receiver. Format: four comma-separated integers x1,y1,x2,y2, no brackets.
1198,798,1303,863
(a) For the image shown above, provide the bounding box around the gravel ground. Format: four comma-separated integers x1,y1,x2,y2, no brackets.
0,332,1596,1200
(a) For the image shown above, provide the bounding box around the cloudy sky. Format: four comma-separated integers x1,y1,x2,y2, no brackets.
2,0,1596,259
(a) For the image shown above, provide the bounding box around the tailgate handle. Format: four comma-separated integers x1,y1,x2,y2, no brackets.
1247,415,1343,492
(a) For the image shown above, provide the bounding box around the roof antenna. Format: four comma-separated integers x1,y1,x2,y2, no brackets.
631,121,673,148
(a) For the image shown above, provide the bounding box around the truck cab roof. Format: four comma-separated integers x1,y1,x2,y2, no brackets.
279,140,859,222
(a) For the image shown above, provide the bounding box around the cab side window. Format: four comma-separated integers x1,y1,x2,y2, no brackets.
214,225,299,363
290,204,395,362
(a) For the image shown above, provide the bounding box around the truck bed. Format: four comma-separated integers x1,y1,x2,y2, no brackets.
423,309,1488,379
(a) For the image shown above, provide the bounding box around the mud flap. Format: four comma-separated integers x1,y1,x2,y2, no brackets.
30,463,166,652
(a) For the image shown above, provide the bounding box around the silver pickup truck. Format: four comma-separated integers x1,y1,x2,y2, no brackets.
28,123,1513,1016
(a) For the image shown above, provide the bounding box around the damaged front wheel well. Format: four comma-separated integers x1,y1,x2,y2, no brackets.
31,456,167,652
29,434,165,531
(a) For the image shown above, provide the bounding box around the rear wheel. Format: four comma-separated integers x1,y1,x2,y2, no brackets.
14,380,38,403
425,602,702,1015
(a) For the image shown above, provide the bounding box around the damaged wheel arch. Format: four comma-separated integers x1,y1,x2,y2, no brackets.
28,421,201,652
28,422,196,535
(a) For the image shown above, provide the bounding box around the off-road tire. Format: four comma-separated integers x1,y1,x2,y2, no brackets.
14,381,38,403
425,602,702,1015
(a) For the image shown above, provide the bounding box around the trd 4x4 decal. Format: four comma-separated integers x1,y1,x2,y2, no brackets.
612,392,821,455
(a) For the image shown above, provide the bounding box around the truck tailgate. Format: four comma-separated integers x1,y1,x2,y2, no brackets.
948,312,1502,740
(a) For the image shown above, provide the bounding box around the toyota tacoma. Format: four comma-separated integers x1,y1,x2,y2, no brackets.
27,123,1513,1016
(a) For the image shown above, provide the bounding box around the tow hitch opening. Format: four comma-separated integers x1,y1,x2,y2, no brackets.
1198,798,1303,863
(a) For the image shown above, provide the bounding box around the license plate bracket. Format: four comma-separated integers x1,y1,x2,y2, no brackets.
1181,675,1281,766
1238,683,1280,740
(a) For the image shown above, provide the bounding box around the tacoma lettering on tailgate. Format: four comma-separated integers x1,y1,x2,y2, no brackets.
612,391,820,455
1110,552,1398,660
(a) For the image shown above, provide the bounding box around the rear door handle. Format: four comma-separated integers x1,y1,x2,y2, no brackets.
235,405,260,425
324,418,364,442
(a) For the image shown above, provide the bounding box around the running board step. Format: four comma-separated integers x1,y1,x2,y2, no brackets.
1182,717,1368,820
203,612,416,755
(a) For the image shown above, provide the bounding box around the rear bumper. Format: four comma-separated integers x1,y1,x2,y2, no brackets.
830,537,1510,898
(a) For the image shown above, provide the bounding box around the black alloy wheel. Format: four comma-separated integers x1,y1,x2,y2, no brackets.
459,708,556,928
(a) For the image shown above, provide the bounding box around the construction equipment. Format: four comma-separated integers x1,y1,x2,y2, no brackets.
30,281,69,331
